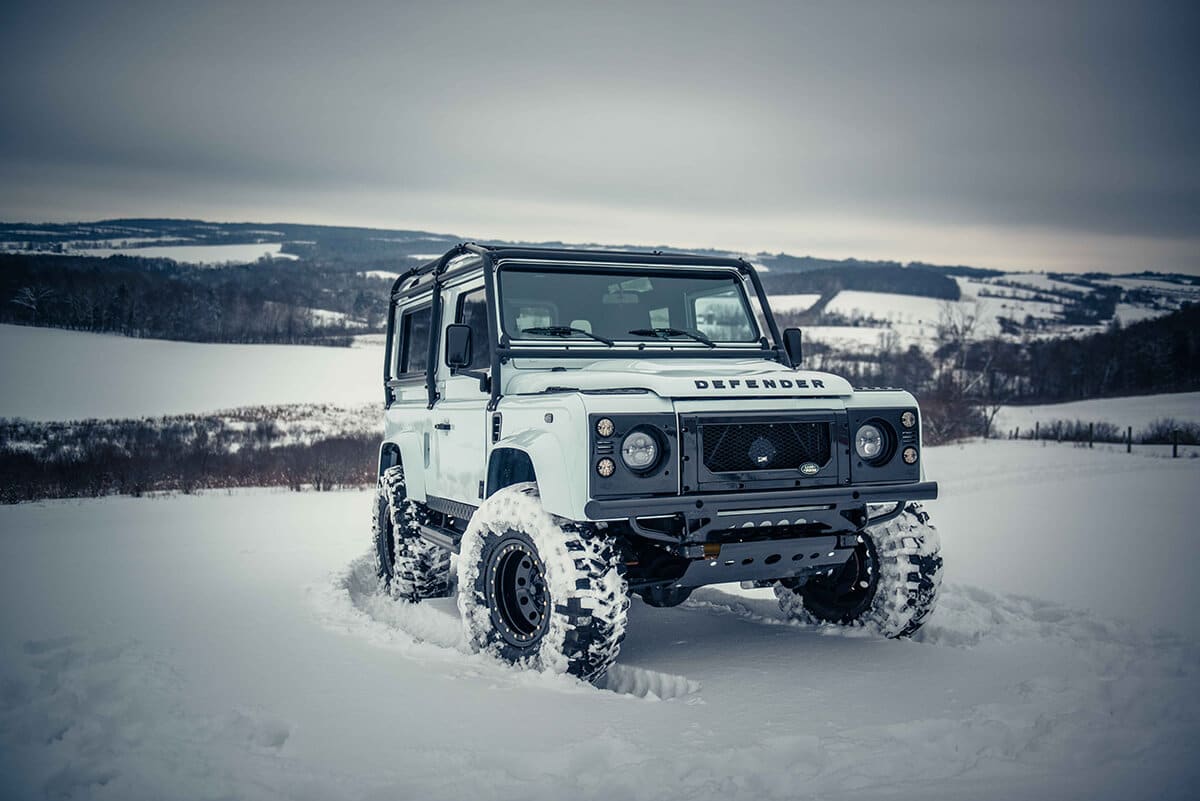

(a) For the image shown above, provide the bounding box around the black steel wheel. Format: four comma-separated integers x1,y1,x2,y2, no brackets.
458,483,629,681
775,503,943,638
486,535,551,648
800,537,879,623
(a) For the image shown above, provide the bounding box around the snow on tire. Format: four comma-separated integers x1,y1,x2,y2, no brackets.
372,465,452,601
457,483,629,682
775,502,942,638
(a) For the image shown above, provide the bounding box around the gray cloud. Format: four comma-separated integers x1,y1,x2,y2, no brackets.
1,0,1197,272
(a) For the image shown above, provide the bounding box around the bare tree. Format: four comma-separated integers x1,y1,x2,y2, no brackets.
10,286,54,324
936,300,980,376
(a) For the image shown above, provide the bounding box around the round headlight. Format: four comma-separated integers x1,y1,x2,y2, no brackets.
620,430,659,471
854,423,885,461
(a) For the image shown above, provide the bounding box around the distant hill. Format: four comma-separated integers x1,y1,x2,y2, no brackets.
2,218,1004,278
754,252,1002,279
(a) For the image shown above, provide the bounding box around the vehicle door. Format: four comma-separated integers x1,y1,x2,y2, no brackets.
427,278,492,506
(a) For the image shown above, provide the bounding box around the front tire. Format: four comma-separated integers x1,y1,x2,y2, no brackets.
372,465,452,601
457,483,628,681
775,502,942,637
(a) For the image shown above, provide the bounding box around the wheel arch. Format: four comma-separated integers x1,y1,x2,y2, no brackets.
378,432,427,502
486,434,578,518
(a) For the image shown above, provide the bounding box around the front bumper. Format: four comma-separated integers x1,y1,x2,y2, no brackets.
584,480,938,541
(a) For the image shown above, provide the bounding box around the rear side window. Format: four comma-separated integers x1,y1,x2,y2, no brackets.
399,305,432,374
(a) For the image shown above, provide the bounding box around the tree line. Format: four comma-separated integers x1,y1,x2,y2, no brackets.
1,253,392,345
761,264,963,303
0,412,377,502
804,303,1199,442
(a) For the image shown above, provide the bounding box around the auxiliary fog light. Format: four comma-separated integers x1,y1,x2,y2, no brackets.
596,417,615,437
902,447,919,465
854,424,885,461
901,411,917,428
596,458,617,477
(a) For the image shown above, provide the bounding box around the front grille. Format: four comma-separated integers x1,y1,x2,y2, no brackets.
701,421,831,473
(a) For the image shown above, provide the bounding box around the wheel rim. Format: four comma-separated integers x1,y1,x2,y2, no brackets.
803,537,878,620
487,537,550,647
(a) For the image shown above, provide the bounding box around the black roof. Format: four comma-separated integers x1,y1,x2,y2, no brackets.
393,243,750,296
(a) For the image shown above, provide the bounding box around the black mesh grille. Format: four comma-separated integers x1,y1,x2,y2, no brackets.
701,421,831,473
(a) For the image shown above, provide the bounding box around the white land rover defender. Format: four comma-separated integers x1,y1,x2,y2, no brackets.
374,245,942,681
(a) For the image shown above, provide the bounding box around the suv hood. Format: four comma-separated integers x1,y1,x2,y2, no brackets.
504,358,854,398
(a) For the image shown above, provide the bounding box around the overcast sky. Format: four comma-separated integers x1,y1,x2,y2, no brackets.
2,1,1197,273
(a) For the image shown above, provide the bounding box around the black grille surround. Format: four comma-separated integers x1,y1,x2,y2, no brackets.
701,421,831,473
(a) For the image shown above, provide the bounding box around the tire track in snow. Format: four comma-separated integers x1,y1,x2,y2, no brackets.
314,554,702,701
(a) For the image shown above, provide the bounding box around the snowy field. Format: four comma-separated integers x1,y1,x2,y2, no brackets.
0,441,1195,800
993,391,1200,433
766,293,822,313
777,272,1196,356
0,324,382,420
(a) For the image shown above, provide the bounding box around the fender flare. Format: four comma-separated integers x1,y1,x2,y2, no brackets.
379,432,427,502
488,430,576,519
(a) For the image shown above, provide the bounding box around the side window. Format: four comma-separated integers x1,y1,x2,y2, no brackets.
455,288,491,370
399,305,432,375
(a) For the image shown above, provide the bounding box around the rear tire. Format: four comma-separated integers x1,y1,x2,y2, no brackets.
775,502,942,637
372,465,452,601
458,483,628,681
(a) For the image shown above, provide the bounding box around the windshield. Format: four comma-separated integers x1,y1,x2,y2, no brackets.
498,265,761,344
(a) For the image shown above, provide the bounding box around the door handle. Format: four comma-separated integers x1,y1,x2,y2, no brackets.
434,422,452,431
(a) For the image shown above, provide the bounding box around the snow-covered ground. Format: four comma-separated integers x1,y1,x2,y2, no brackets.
0,441,1195,800
0,324,382,420
766,293,822,313
358,269,401,281
993,391,1200,433
768,271,1196,357
821,288,1068,351
802,324,893,353
261,303,370,329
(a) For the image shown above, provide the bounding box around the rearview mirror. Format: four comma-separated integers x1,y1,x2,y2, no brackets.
783,327,803,366
445,323,472,369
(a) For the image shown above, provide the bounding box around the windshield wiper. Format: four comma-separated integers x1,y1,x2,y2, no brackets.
522,326,615,346
628,327,716,347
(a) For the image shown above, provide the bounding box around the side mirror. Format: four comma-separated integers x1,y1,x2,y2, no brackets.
445,323,472,369
783,327,803,366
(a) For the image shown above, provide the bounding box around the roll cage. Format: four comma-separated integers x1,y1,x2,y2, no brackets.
383,244,793,411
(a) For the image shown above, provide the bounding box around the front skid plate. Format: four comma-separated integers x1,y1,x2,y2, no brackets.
676,536,849,588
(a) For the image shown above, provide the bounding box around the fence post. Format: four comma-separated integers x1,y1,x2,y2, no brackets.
1035,421,1040,441
1126,426,1132,454
1015,426,1020,440
1174,429,1179,458
1088,422,1094,449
